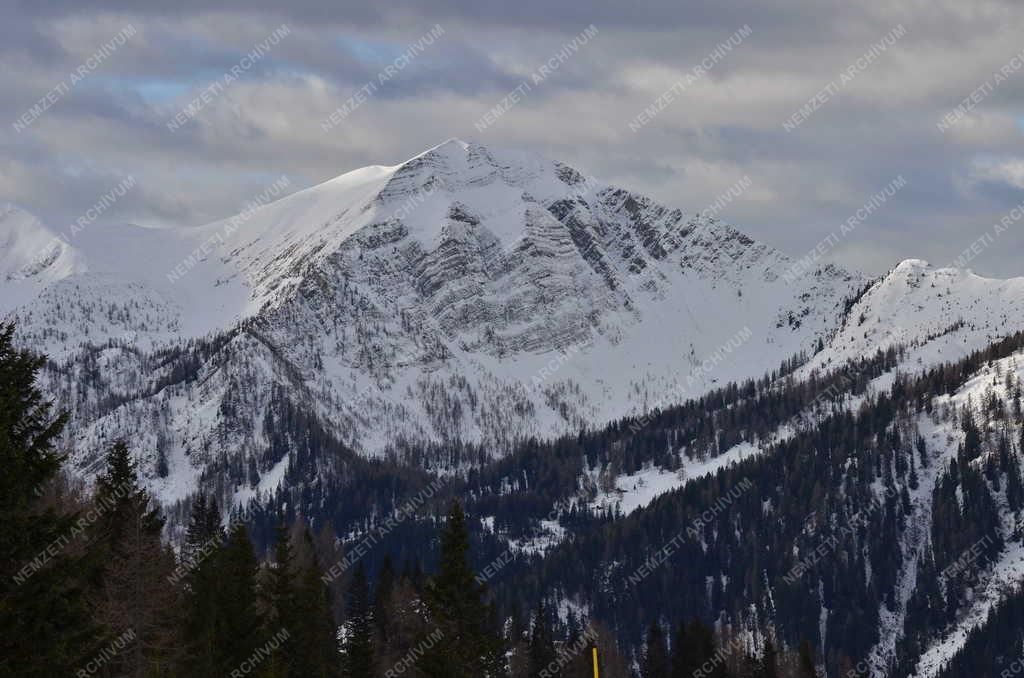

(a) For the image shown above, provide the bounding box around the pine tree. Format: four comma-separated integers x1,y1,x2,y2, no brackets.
0,322,96,676
508,603,529,678
293,546,340,678
315,520,347,624
671,618,724,678
183,495,224,562
1007,444,1024,513
343,560,375,678
91,515,182,675
421,501,505,677
374,554,396,641
640,620,669,678
562,623,595,678
93,441,163,550
527,600,557,677
263,521,298,677
180,495,225,676
214,522,263,675
961,408,982,461
89,440,180,676
908,453,919,490
376,573,433,675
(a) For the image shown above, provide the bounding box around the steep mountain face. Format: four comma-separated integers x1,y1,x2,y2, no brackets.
3,139,863,507
7,140,1024,676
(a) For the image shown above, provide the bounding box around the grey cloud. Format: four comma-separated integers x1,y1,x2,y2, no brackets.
4,0,1024,279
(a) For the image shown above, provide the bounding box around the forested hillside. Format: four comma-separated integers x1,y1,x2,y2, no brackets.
5,316,1024,676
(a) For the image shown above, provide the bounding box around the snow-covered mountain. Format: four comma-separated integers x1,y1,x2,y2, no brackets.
584,256,1024,520
3,139,1023,514
802,258,1024,377
1,203,86,308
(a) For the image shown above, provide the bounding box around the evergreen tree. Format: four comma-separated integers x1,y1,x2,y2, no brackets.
180,494,225,676
315,521,347,624
961,408,982,461
374,554,396,640
89,440,180,676
293,547,340,678
1006,446,1024,513
0,323,95,676
508,603,529,678
671,618,724,678
376,573,433,675
640,620,669,678
527,600,557,677
93,441,163,549
563,623,595,678
263,520,298,677
421,501,505,677
214,523,263,675
342,561,375,678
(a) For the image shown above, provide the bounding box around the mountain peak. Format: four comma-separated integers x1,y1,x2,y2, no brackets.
425,137,472,154
893,258,930,272
396,137,474,169
0,204,84,309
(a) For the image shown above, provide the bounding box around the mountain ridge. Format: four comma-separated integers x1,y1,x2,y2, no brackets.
4,139,1021,517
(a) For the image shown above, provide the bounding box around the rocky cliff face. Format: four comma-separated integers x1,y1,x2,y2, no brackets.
3,139,867,508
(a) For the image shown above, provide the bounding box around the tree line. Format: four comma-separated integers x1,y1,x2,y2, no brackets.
4,321,812,677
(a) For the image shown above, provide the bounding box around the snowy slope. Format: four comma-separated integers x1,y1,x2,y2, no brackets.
584,257,1024,523
803,259,1024,379
0,203,86,314
4,139,1018,516
588,441,765,516
907,354,1024,678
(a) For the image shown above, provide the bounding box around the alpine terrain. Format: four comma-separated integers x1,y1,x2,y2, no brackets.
6,140,1024,677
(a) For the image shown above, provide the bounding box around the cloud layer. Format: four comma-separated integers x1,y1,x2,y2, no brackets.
4,0,1024,276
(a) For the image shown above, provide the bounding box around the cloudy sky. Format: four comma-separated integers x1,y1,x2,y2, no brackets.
4,0,1024,277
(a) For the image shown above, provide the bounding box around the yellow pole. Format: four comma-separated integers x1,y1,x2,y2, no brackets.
592,646,599,678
